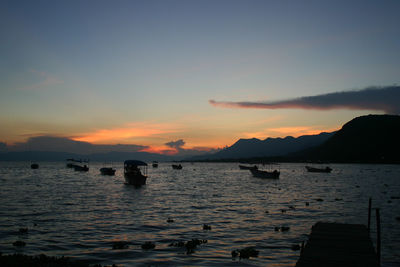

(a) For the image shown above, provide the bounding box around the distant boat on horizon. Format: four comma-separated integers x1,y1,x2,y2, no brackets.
30,163,39,169
305,166,332,173
172,164,182,170
74,164,89,172
66,158,89,169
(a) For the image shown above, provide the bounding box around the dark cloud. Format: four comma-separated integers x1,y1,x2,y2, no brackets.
9,136,148,154
163,139,221,157
165,139,185,149
210,86,400,114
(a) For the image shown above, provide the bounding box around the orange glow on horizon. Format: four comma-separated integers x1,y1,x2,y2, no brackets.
140,146,178,155
72,122,180,144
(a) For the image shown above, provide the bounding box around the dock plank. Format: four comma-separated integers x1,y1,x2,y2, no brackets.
296,222,379,267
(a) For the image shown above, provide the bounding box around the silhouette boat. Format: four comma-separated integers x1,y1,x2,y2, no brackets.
30,163,39,169
67,158,89,170
100,167,116,175
239,164,258,170
305,166,332,173
124,160,148,185
74,164,89,172
172,164,182,170
152,161,158,168
250,168,280,179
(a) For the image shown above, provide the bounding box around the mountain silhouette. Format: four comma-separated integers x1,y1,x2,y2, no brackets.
191,132,335,160
294,114,400,162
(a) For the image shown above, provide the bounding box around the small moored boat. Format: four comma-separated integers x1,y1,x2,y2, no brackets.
100,167,116,175
172,164,182,170
250,168,280,179
305,166,332,173
74,164,89,172
124,160,148,185
30,163,39,169
67,158,89,169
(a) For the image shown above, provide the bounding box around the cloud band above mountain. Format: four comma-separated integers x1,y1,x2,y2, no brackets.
210,86,400,114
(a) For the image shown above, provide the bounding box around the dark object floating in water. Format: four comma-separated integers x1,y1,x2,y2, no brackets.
124,160,148,186
141,241,155,250
167,218,174,223
74,165,89,172
19,228,28,234
335,198,343,201
172,164,182,170
239,165,258,170
66,159,89,170
30,163,39,169
289,205,296,210
291,244,301,251
112,241,129,249
231,247,259,259
169,239,207,254
275,226,290,232
265,210,269,214
185,239,207,254
250,168,280,179
391,196,400,200
100,167,116,176
396,217,400,222
13,240,26,247
152,161,158,168
305,166,332,173
316,198,324,202
203,224,212,230
306,202,310,206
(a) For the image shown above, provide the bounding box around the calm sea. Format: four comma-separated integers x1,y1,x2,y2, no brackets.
0,162,399,266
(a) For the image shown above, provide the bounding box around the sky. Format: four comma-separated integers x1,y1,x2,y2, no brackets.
1,0,400,155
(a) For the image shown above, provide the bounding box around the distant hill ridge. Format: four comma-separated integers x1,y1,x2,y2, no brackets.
192,131,335,160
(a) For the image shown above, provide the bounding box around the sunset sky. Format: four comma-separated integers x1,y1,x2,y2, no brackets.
1,0,399,154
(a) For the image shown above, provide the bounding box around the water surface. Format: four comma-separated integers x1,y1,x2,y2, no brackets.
1,162,399,266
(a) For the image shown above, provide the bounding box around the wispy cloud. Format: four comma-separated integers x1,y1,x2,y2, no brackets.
165,139,185,149
19,69,63,91
210,86,400,114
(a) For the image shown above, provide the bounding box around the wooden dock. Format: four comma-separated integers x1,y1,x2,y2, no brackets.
296,222,379,267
